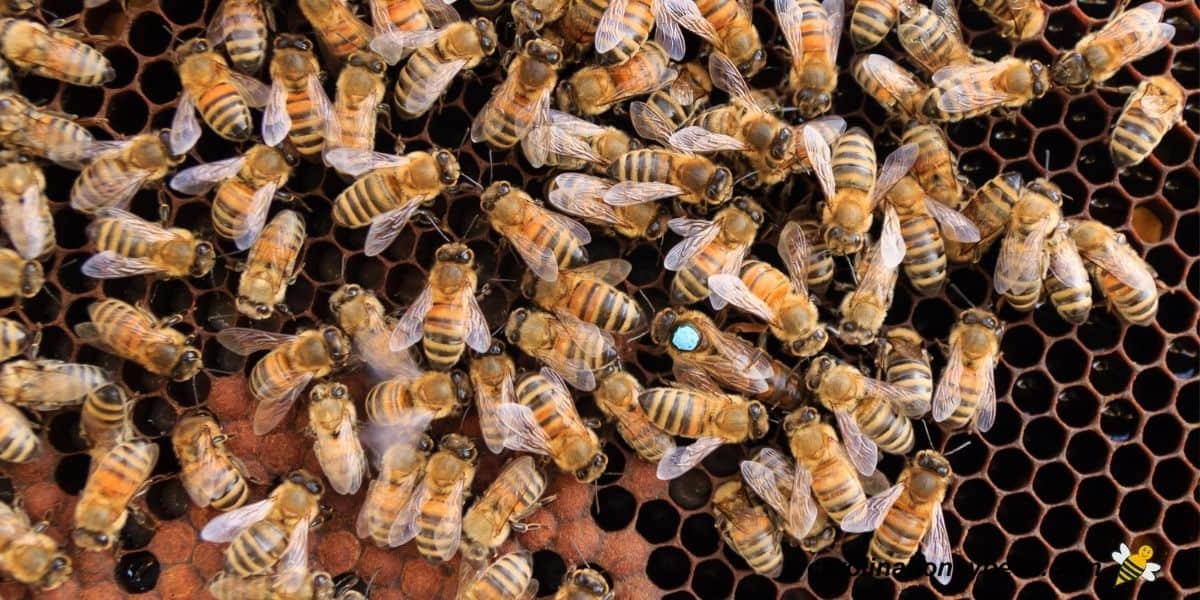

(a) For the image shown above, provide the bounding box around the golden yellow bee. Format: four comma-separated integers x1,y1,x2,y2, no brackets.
457,550,538,600
391,242,492,370
70,131,185,215
547,173,666,241
72,439,158,551
1051,2,1175,89
0,498,72,590
692,0,765,75
0,359,111,410
200,470,324,576
329,283,422,380
207,0,274,74
83,208,215,280
650,307,779,399
851,54,943,123
461,455,551,562
880,174,981,296
903,124,969,209
642,60,713,129
172,412,251,512
971,0,1045,41
234,209,306,320
933,308,1003,431
481,181,590,282
663,197,762,305
216,326,352,434
169,144,297,250
841,450,953,584
0,241,42,302
326,51,388,154
776,0,843,116
896,0,979,76
557,40,676,116
521,259,646,334
327,148,460,256
1111,75,1186,170
468,339,516,455
594,370,674,462
945,171,1023,264
0,158,53,261
373,19,498,118
616,104,734,211
79,382,134,457
0,91,97,168
0,317,31,363
263,34,332,159
711,480,784,576
505,308,617,392
307,382,367,495
849,0,901,50
739,446,837,552
709,220,828,358
1070,219,1161,326
497,368,608,482
555,566,611,600
526,110,641,172
400,434,478,561
0,400,38,463
994,178,1063,311
471,38,563,150
356,429,434,547
74,299,202,381
371,0,461,43
933,56,1050,119
0,17,113,86
640,378,769,479
297,0,373,63
1043,221,1093,324
172,38,271,150
836,239,901,346
365,369,472,423
773,406,869,524
876,327,933,418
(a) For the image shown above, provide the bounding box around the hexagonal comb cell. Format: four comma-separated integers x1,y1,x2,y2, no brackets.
0,0,1190,598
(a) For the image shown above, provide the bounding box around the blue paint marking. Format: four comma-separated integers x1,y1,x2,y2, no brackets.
671,325,701,352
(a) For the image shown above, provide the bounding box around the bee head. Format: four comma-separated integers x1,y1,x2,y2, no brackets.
504,308,530,344
274,34,313,52
574,449,608,483
435,242,474,265
469,338,506,360
804,354,836,390
747,402,770,439
190,241,216,277
175,38,209,61
554,79,578,114
649,308,679,345
783,405,821,434
569,568,610,596
801,522,838,553
705,167,733,204
480,180,515,212
321,326,351,363
787,327,828,357
348,51,388,74
912,450,952,497
439,433,478,463
71,528,113,551
511,1,546,32
519,269,548,299
1028,60,1049,98
18,259,42,298
1050,52,1089,88
735,45,767,77
795,87,832,118
473,18,499,56
449,369,473,406
329,284,363,315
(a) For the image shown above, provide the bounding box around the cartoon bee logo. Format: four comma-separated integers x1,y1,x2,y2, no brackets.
1112,542,1162,587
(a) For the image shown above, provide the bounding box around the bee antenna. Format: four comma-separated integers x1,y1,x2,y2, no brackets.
921,419,935,448
734,170,758,186
944,440,971,456
459,172,485,192
946,281,975,308
843,255,859,285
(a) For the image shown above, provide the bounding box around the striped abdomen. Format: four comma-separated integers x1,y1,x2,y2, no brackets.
832,129,876,193
0,318,29,361
853,396,914,455
332,91,380,152
898,4,971,73
640,388,709,438
416,485,463,560
899,211,946,296
609,149,676,184
723,509,783,576
461,553,535,600
357,478,415,546
249,346,304,403
869,494,929,564
213,178,263,240
423,288,471,369
86,300,157,359
941,362,986,429
597,0,653,64
317,11,372,60
365,378,418,422
80,383,131,451
226,520,290,575
516,213,586,271
0,401,38,462
646,90,697,129
89,215,165,261
380,0,434,30
1094,267,1158,326
333,169,406,227
23,111,94,166
617,414,672,461
0,20,111,86
1044,271,1092,324
688,104,741,139
671,240,727,304
219,0,269,73
71,156,138,213
394,45,451,118
197,80,254,141
76,440,157,530
799,222,835,292
905,126,959,201
741,260,792,308
805,453,866,522
557,0,605,45
946,172,1021,263
207,461,250,511
697,0,739,30
559,278,642,332
285,82,327,158
516,373,581,442
881,351,932,410
1110,101,1171,170
756,359,806,410
850,0,899,49
796,0,833,57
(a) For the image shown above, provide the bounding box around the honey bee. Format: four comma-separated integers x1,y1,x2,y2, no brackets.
172,39,271,151
74,298,202,381
330,284,422,380
708,220,828,358
945,171,1023,264
397,433,478,561
739,446,837,552
468,339,516,454
663,197,763,305
366,369,472,423
554,567,611,600
526,110,641,173
642,60,713,129
209,557,336,600
804,127,918,256
640,378,769,479
512,0,568,32
603,142,734,212
896,0,979,76
208,0,274,74
711,480,784,576
505,308,617,391
0,158,53,261
391,242,491,369
327,51,389,154
594,370,674,462
933,56,1050,119
557,40,676,117
0,230,44,302
461,455,551,562
78,382,132,459
875,327,933,418
200,470,324,576
234,209,306,320
994,178,1063,311
849,0,900,50
471,38,563,150
1070,219,1161,326
521,259,646,334
172,412,251,512
356,431,434,547
72,439,158,551
480,180,590,282
1111,75,1186,170
307,382,367,495
216,326,352,434
776,0,843,116
371,0,461,43
0,18,114,86
327,148,460,256
0,360,111,410
0,91,97,168
903,124,968,209
851,54,943,123
82,208,215,280
169,144,296,250
263,35,332,159
374,19,498,118
841,450,953,584
298,0,373,63
1051,2,1175,90
1042,221,1092,324
0,499,72,590
70,131,185,215
0,401,38,463
547,173,666,241
880,174,981,296
496,367,608,482
774,406,868,524
971,0,1045,41
692,0,765,75
932,308,1002,431
650,307,777,398
807,354,927,470
457,551,538,600
0,317,31,362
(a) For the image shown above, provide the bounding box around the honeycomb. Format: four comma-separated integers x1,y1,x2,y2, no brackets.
0,0,1194,598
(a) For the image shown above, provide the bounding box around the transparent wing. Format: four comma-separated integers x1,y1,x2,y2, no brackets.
308,75,334,139
399,58,467,115
388,477,427,546
870,143,919,207
880,206,906,268
603,181,683,206
170,95,202,155
778,221,811,295
923,503,952,585
262,81,292,147
834,409,878,476
995,218,1052,294
233,180,278,251
231,72,271,107
199,498,275,542
503,222,563,282
931,339,965,422
974,352,996,432
371,28,444,64
207,0,229,44
7,186,46,260
325,148,409,177
1091,3,1173,64
708,52,754,106
546,209,592,245
839,482,903,533
72,165,154,212
476,374,514,454
656,436,724,480
865,374,929,419
278,521,310,574
926,197,981,242
856,244,899,304
595,0,630,54
252,372,313,434
934,63,1013,113
391,285,433,351
629,101,675,145
365,203,424,256
570,258,632,285
1085,239,1157,291
432,478,467,561
660,0,720,44
787,465,818,537
664,219,720,271
740,459,790,515
1047,235,1088,289
169,156,247,195
81,252,161,279
422,0,461,26
93,208,176,243
859,54,924,97
549,174,633,230
823,0,844,58
216,328,298,355
359,412,435,457
775,0,804,60
708,274,777,323
803,127,836,200
464,290,492,353
320,410,366,495
697,322,774,393
653,0,686,60
496,403,554,456
669,126,746,152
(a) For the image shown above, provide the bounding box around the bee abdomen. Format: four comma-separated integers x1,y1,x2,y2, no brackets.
569,280,642,332
734,526,783,575
810,462,865,521
901,214,946,295
1099,272,1158,325
870,503,924,564
832,131,876,192
598,0,653,64
471,553,534,599
222,2,268,72
858,403,914,454
639,388,701,436
209,471,250,511
198,81,253,141
672,248,722,304
394,48,445,118
1045,276,1092,324
1111,107,1166,169
227,520,289,575
416,498,456,559
333,172,402,227
286,90,325,157
851,0,898,49
0,413,38,462
213,181,257,239
424,302,468,369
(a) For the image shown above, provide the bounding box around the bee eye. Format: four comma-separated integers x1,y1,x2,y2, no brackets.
52,557,66,570
372,62,385,72
984,318,997,328
938,466,949,476
257,304,270,315
499,183,510,194
843,322,856,331
575,469,587,479
95,533,108,544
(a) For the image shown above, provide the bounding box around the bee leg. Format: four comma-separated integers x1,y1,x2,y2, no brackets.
157,314,184,328
24,326,41,360
374,102,393,132
1098,85,1137,95
582,417,603,429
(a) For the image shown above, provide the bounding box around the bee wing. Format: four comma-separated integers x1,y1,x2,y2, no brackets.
669,126,746,153
503,223,564,283
1084,239,1157,291
839,482,903,533
360,412,435,457
279,519,310,573
549,174,635,230
974,351,997,432
931,338,965,423
387,477,428,546
471,74,522,143
569,258,633,285
659,0,720,45
229,71,271,108
740,459,790,515
262,81,292,147
656,436,724,480
319,409,367,494
931,0,963,39
1139,92,1180,119
252,371,313,434
216,328,298,355
548,314,613,391
233,180,279,251
3,186,45,260
1110,544,1131,562
371,28,444,64
421,0,461,27
1092,3,1174,65
71,164,155,212
1047,235,1089,289
708,274,777,323
857,244,899,301
545,205,593,245
595,0,630,54
707,52,754,107
1,362,109,409
775,0,805,61
787,465,819,537
390,285,433,351
803,127,836,201
869,143,919,208
923,502,953,585
833,409,878,476
629,101,676,146
180,430,225,508
496,402,554,456
463,289,492,354
879,206,906,269
431,478,467,561
925,197,981,242
603,180,683,207
664,218,721,271
866,374,929,420
859,54,924,97
823,0,844,58
1143,563,1162,580
525,122,602,168
365,202,424,257
600,65,679,108
81,252,160,279
324,148,409,177
200,498,276,542
75,312,177,354
169,156,248,195
994,218,1052,294
933,62,1014,114
549,109,607,136
476,374,515,454
778,221,812,295
699,323,774,393
206,0,229,44
398,58,467,115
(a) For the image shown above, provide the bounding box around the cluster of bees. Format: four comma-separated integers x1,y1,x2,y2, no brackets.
0,0,1181,596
